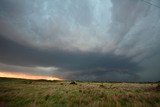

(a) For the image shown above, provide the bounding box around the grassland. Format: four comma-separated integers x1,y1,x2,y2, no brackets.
0,77,160,107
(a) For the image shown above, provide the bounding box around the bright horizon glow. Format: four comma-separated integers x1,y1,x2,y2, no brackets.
0,70,63,80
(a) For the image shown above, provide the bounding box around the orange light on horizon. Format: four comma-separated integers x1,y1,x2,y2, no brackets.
0,70,63,80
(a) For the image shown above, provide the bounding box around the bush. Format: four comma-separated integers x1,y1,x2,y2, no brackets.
70,81,77,85
99,84,105,88
156,84,160,91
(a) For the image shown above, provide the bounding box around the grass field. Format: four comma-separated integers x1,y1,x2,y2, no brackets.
0,77,160,107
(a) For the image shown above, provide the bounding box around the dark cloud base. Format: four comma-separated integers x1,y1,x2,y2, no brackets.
0,35,140,81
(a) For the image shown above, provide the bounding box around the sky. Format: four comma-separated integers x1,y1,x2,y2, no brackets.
0,0,160,81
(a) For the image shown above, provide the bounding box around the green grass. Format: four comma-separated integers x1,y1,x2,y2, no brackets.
0,77,160,107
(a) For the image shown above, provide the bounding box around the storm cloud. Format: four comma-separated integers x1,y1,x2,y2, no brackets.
0,0,160,81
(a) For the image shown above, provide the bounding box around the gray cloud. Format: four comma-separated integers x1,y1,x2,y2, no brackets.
0,0,160,81
0,35,139,81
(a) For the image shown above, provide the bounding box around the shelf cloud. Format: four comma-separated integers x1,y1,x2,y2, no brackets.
0,0,160,81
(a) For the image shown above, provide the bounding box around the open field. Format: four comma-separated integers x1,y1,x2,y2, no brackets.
0,77,160,107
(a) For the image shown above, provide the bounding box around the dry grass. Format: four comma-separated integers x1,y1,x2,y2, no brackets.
0,77,160,107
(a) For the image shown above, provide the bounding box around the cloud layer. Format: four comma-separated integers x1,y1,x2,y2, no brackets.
0,0,160,81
